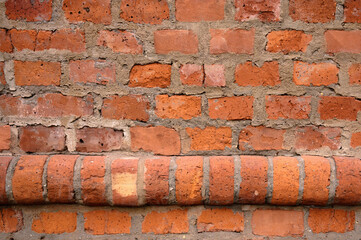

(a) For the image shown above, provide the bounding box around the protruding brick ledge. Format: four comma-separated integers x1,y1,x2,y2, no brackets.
1,155,360,206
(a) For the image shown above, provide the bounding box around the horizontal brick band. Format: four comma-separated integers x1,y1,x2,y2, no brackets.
1,154,360,206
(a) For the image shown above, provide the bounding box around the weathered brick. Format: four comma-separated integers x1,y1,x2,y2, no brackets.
0,157,12,203
69,60,115,85
267,30,312,53
266,95,311,119
302,156,330,205
154,30,198,54
344,0,361,23
176,0,225,22
204,64,226,87
295,126,341,150
5,0,52,21
111,158,138,206
293,62,338,86
208,96,253,120
186,127,232,151
14,61,61,86
19,126,65,153
179,64,204,86
9,29,37,51
289,0,336,23
120,0,169,24
0,125,11,151
235,62,280,86
334,157,361,204
144,157,170,205
47,155,78,203
0,62,6,85
238,126,285,151
209,156,234,205
349,63,361,85
325,30,361,53
76,127,124,153
142,209,188,234
235,0,281,22
252,209,304,237
351,131,361,148
0,29,13,52
130,126,181,155
12,155,47,204
210,29,255,54
97,30,143,54
318,96,361,120
32,211,77,234
102,95,150,121
197,209,244,232
239,156,268,204
36,29,86,52
176,156,203,205
0,209,23,233
129,63,171,88
155,95,202,120
81,156,106,205
84,210,131,235
63,0,112,24
308,209,355,233
272,156,299,205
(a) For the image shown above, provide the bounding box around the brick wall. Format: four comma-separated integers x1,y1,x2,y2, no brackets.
1,0,361,239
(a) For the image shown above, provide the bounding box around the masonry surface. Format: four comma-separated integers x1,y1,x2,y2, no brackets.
1,0,361,239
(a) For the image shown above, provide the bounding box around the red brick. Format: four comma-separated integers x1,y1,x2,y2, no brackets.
129,63,171,88
302,156,330,205
0,156,12,203
208,96,253,120
289,0,336,23
235,0,281,22
349,63,361,85
318,96,361,121
238,126,285,151
0,125,11,151
76,127,124,153
308,209,355,233
239,156,268,204
154,30,198,54
252,209,304,237
120,0,169,24
142,209,188,234
197,209,244,232
81,156,106,205
0,29,12,53
351,131,361,148
5,0,52,21
186,127,232,151
295,126,341,150
176,0,225,22
14,61,61,86
179,64,204,86
36,29,86,52
235,62,280,86
0,62,5,85
325,30,361,53
130,126,180,155
32,211,77,234
47,155,78,203
155,95,201,120
204,64,226,87
209,156,234,205
176,156,203,205
144,157,170,205
9,29,37,51
293,62,338,86
84,210,131,235
272,156,299,205
0,209,23,233
210,29,254,54
97,30,143,54
334,157,361,204
63,0,111,24
12,155,47,204
69,60,115,85
19,126,65,153
111,158,138,206
267,30,312,53
266,95,311,119
344,0,361,23
102,95,150,121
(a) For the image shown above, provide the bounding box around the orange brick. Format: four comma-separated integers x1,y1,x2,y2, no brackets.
154,30,198,54
351,131,361,148
325,30,361,53
97,30,143,54
129,63,171,88
210,29,255,54
155,95,201,120
204,64,226,87
0,209,23,233
197,209,244,232
142,209,188,234
238,126,285,151
318,96,361,121
0,29,13,53
186,127,232,151
289,0,336,23
5,0,52,21
176,0,225,22
349,63,361,85
267,30,312,53
0,157,12,203
293,62,338,86
120,0,169,24
84,210,131,235
14,61,61,86
8,29,37,51
32,211,77,234
0,125,11,151
308,209,355,233
36,29,86,52
266,95,311,119
295,126,341,150
235,62,280,86
63,0,112,24
344,0,361,23
0,62,6,85
179,64,204,86
235,0,281,22
69,60,115,85
208,96,253,120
